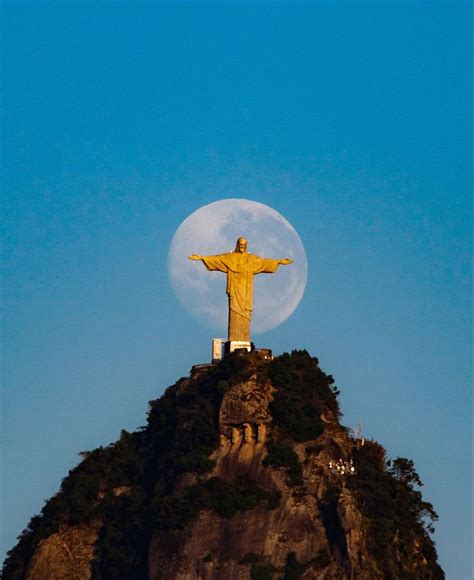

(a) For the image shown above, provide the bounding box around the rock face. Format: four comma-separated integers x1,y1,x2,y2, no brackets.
149,369,369,579
25,524,99,580
2,350,444,580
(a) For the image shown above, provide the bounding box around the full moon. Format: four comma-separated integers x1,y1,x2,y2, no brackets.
168,199,307,334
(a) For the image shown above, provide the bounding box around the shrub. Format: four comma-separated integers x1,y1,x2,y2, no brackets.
153,477,281,530
2,351,443,580
268,351,339,442
283,552,306,579
93,490,148,579
263,440,303,486
347,446,444,579
250,564,278,580
240,552,262,565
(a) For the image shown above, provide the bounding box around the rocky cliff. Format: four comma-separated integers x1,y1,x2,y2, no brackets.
2,350,444,579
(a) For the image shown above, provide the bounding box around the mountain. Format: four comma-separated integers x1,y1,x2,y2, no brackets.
2,350,444,579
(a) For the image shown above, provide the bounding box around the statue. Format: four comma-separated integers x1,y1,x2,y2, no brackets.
189,237,293,342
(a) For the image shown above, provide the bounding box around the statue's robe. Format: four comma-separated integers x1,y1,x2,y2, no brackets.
200,252,280,342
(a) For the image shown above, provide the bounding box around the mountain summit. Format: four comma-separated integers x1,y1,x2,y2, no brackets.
3,350,443,579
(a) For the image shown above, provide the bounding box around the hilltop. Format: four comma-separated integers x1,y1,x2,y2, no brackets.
2,350,444,579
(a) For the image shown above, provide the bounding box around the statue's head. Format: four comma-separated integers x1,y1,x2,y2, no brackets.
235,237,248,253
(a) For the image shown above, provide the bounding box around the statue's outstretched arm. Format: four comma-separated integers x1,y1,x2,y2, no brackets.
253,256,293,275
188,254,228,273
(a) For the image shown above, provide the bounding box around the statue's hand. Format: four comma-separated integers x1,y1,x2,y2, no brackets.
188,254,202,260
279,258,293,265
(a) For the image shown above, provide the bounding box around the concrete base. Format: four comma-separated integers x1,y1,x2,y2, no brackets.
211,340,272,361
212,338,225,362
224,340,254,356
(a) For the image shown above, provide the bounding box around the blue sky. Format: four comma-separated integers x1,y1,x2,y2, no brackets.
1,2,471,577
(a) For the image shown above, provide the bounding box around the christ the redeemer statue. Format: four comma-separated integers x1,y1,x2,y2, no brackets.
189,237,293,343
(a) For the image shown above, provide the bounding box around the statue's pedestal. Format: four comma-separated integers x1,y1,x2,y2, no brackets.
212,338,253,361
211,338,272,362
224,340,254,356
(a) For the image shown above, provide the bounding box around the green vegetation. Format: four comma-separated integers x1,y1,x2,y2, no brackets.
283,552,306,579
268,350,339,442
153,476,281,529
245,552,314,580
241,550,328,580
3,354,254,580
1,429,146,580
250,563,279,580
2,350,443,580
240,552,263,565
263,440,303,486
262,350,342,489
347,442,444,579
92,490,148,579
281,551,329,578
240,553,287,579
